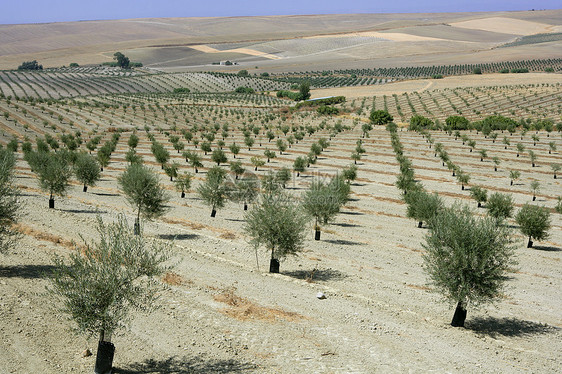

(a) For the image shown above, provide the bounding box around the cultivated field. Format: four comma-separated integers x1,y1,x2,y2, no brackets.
1,8,562,374
1,10,561,72
0,84,561,372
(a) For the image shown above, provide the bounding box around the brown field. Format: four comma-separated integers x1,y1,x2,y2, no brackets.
1,85,561,372
0,9,561,72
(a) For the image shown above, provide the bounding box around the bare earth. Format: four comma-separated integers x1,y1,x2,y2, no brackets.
1,124,560,373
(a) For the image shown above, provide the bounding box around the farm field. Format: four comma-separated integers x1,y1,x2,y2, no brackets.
1,10,561,72
0,85,561,373
1,7,562,374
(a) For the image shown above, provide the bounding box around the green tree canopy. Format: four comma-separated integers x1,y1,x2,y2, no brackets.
243,192,309,273
515,204,551,248
423,204,516,327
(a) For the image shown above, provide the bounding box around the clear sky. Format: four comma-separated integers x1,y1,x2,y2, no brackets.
1,0,560,25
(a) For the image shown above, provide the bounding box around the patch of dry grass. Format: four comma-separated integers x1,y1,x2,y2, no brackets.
214,287,304,322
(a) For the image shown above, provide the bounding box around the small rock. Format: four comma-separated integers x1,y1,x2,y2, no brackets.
316,292,327,300
81,349,92,358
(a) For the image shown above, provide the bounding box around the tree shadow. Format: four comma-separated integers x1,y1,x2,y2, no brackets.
61,208,108,214
157,233,199,241
93,192,120,197
332,222,361,228
113,355,257,374
325,239,365,246
466,316,557,338
284,268,348,282
0,264,56,279
532,245,561,252
340,211,364,216
226,218,245,222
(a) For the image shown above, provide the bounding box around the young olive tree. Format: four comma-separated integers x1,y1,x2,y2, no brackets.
423,204,516,327
74,153,100,192
175,172,193,198
404,189,444,228
486,192,514,221
231,175,259,211
0,148,19,252
118,164,170,235
515,204,551,248
243,192,309,273
302,176,349,240
293,156,307,177
49,215,170,374
469,185,488,208
529,180,540,201
197,166,230,217
34,152,72,209
509,170,521,186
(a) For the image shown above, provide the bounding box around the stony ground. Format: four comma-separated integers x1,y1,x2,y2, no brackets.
1,125,561,373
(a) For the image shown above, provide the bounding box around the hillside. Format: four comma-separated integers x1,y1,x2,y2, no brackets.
0,10,561,72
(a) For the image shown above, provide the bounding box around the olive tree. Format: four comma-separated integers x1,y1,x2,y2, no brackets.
118,164,170,234
49,215,170,374
404,189,444,228
33,152,72,209
529,180,540,201
197,166,230,217
0,148,19,252
509,170,521,186
231,175,259,211
211,148,228,166
302,176,349,240
515,204,551,248
164,162,179,181
486,192,514,221
74,153,100,192
423,204,516,327
551,163,560,179
243,192,309,273
175,172,193,198
469,185,488,208
293,156,307,177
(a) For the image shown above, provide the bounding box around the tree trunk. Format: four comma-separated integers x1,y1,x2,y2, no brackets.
532,195,536,201
477,202,481,208
527,238,533,248
83,185,88,192
49,197,55,209
461,184,464,190
451,301,467,327
134,217,140,236
195,168,198,173
510,180,513,186
243,203,248,211
181,191,185,198
100,166,104,171
494,167,497,171
269,247,279,273
417,221,422,228
94,339,115,374
315,228,321,241
211,209,217,217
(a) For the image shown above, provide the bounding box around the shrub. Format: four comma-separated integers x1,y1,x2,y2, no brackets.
423,204,515,327
369,110,393,125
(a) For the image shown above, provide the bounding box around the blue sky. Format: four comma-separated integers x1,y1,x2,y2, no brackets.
1,0,560,25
